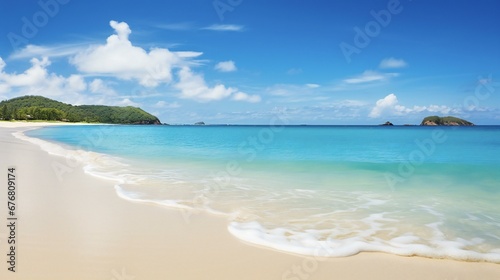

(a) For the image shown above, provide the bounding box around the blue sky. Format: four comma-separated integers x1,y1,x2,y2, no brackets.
1,0,499,124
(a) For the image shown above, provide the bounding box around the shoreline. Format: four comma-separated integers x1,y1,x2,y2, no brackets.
1,122,499,279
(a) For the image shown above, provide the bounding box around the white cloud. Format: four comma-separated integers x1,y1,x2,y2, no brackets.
426,104,454,114
0,57,61,95
379,58,408,69
0,57,51,87
0,56,127,106
344,70,398,84
66,75,87,92
175,67,232,101
118,98,140,107
10,44,87,60
369,93,400,118
2,20,262,110
267,84,321,97
215,60,237,72
0,57,5,71
369,93,458,118
202,24,244,31
175,51,204,58
89,79,115,95
232,92,261,103
175,67,259,102
306,83,320,88
153,100,181,109
71,20,185,87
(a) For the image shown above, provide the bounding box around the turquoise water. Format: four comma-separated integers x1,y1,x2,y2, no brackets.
25,125,500,262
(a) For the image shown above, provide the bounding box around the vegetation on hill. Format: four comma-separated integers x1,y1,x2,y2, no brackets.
421,116,474,126
0,96,161,124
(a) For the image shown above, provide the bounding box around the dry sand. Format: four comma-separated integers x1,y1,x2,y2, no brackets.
0,122,499,279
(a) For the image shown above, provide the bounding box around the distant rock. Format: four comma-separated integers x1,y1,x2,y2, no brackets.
420,116,474,126
133,119,161,125
381,121,394,126
422,120,438,126
194,121,205,126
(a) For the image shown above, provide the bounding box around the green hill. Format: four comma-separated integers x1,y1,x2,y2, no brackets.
420,116,474,126
0,96,161,124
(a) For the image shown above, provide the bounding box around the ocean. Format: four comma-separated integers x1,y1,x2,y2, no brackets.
22,125,500,262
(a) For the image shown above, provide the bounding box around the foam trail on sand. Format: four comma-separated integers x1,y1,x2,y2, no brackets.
228,221,500,262
15,129,200,211
14,130,131,183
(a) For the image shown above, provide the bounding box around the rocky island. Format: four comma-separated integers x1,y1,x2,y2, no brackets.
420,116,474,126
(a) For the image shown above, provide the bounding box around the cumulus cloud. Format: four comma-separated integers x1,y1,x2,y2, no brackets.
175,67,232,101
369,93,458,118
0,56,86,99
379,58,408,69
71,20,189,87
0,57,50,87
369,93,402,118
344,70,398,84
66,75,87,92
175,67,259,102
69,20,247,103
0,56,126,106
2,20,262,110
215,60,237,72
89,79,116,95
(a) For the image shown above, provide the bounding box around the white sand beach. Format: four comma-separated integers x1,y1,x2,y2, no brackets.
0,122,499,279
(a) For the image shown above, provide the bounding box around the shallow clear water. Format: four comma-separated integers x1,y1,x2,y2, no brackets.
25,125,500,262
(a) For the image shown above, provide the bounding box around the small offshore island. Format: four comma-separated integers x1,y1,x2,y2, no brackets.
420,116,474,126
0,95,161,124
